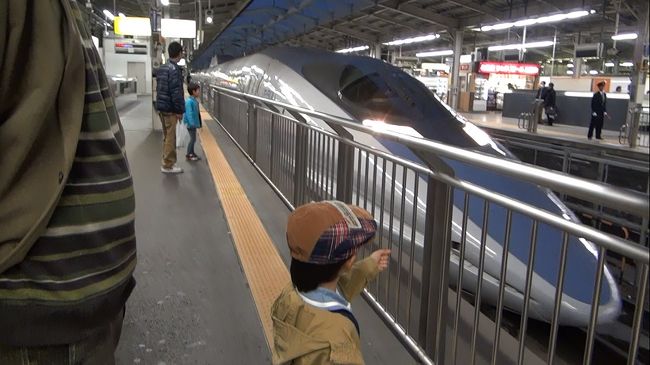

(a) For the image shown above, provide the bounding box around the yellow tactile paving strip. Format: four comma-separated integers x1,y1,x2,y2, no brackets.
198,108,290,354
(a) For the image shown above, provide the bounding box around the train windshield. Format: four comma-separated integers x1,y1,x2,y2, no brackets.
304,61,491,150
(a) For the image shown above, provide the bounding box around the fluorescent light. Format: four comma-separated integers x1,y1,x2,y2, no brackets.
620,62,633,67
416,49,454,57
611,33,637,40
103,9,115,21
566,70,574,75
336,45,369,53
567,63,574,68
118,12,126,19
161,0,170,5
161,18,196,38
488,41,554,51
480,10,592,32
206,16,213,24
384,33,440,46
604,62,615,67
589,70,598,75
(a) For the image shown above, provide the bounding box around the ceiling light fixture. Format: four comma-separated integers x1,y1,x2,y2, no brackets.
604,62,615,67
620,62,633,67
383,33,440,46
415,49,454,57
161,0,170,6
118,12,126,19
566,70,574,75
611,33,638,40
480,10,592,31
103,9,115,21
589,70,598,75
488,41,555,51
336,45,369,53
567,63,574,68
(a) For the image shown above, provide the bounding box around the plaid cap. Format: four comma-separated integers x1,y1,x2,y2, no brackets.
286,201,377,265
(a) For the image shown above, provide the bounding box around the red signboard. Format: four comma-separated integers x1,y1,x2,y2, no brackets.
478,61,540,76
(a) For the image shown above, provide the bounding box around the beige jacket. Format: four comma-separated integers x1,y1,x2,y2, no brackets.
271,257,379,365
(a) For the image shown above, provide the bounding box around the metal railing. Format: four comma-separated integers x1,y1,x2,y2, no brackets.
199,81,649,365
620,105,650,148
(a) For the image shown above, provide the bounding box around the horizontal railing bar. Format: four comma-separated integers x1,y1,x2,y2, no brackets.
210,85,649,218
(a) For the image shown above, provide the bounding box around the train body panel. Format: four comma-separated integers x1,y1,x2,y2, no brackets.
195,46,621,326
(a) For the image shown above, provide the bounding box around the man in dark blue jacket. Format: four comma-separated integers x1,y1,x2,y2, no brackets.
156,41,185,173
588,81,607,140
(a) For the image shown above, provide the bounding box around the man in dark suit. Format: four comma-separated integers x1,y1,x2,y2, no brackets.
588,81,607,140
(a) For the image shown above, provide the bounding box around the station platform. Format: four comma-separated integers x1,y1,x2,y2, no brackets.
112,95,414,364
461,111,649,159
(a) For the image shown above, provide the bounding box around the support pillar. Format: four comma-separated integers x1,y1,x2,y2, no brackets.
450,30,463,109
373,43,382,59
626,1,648,148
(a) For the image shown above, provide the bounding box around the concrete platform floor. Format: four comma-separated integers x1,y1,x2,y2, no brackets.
113,95,414,364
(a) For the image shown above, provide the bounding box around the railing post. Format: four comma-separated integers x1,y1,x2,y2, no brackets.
629,103,641,149
247,102,257,160
336,143,355,203
293,123,308,205
418,176,454,364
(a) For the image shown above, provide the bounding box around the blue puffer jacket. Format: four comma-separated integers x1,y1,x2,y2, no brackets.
183,97,202,128
156,60,185,114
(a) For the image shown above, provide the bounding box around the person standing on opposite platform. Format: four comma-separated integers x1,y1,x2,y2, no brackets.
588,81,608,140
184,83,203,161
156,41,185,174
0,1,136,363
543,82,557,126
272,201,391,365
536,80,547,99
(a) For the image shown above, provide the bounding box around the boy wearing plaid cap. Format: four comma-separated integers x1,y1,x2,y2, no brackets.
271,201,391,365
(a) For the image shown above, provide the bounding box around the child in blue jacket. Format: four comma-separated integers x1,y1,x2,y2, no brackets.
183,83,202,161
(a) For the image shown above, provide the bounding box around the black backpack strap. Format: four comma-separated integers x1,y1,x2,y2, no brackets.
329,309,360,336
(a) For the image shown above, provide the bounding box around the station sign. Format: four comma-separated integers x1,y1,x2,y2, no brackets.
478,61,540,75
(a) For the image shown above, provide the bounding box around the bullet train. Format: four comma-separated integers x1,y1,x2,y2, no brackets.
194,47,620,326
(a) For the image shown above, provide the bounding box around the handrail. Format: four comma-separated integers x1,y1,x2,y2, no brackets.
211,84,649,218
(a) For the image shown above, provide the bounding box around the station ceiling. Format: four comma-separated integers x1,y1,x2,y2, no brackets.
101,0,646,68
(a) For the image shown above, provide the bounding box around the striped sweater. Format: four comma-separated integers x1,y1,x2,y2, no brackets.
0,1,136,346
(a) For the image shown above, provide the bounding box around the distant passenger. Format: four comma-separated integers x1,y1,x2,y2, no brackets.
184,83,203,161
588,81,608,140
272,201,391,365
615,86,622,93
0,1,135,364
543,82,557,126
156,41,186,174
536,81,547,99
507,82,516,91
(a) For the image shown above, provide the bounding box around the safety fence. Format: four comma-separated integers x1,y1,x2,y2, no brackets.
199,81,649,365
